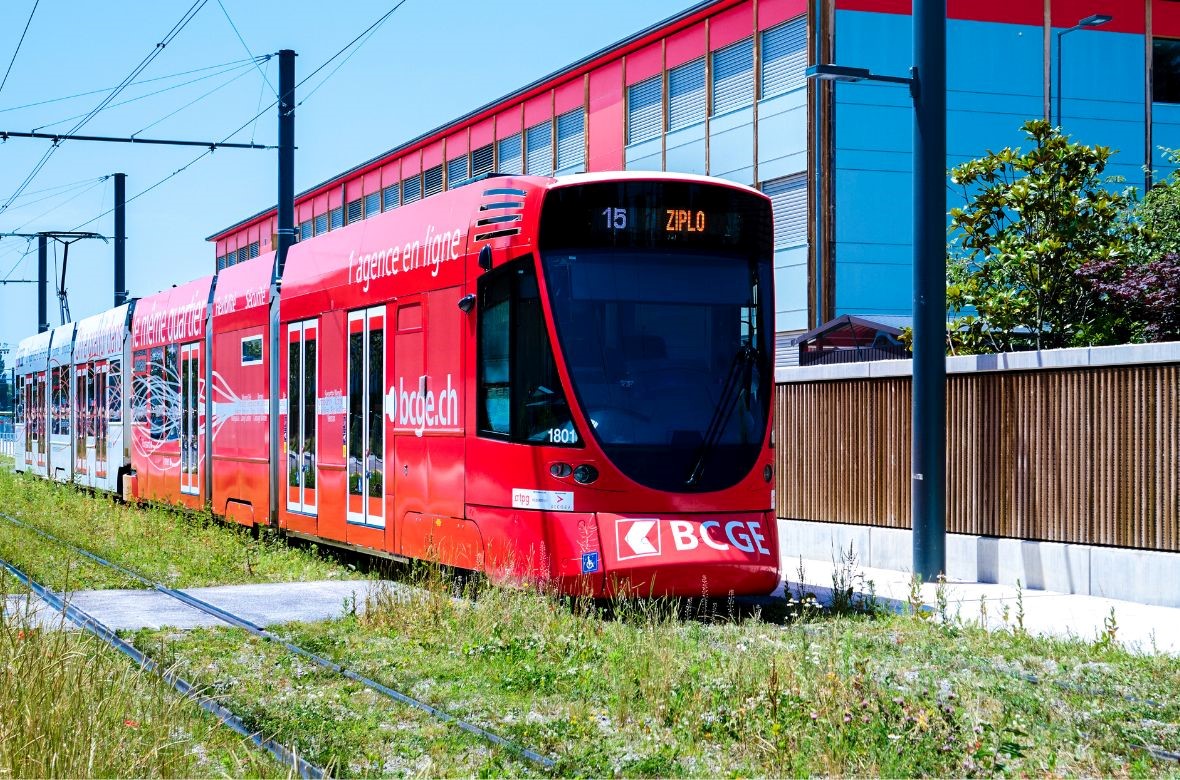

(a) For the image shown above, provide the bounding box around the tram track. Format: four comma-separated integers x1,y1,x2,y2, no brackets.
0,508,557,772
0,553,326,779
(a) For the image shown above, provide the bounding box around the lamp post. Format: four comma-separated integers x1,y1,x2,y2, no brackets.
1054,13,1113,127
807,0,947,582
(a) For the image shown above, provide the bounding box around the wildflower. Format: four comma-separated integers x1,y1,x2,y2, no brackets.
809,711,818,720
842,712,852,724
124,719,139,729
16,630,25,640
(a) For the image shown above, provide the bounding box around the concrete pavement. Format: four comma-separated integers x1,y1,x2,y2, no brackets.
776,555,1180,655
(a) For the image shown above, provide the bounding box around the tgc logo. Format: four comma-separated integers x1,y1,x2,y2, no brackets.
386,374,459,436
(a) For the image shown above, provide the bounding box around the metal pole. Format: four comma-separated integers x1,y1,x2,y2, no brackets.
37,235,48,334
812,0,826,328
1054,30,1062,127
269,48,296,527
911,0,946,581
114,173,127,307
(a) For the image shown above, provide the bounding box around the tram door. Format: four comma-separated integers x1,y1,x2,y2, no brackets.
179,343,201,496
346,307,385,527
286,320,318,515
94,362,108,482
33,371,46,470
74,364,90,480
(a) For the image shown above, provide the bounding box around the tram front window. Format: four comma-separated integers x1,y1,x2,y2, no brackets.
539,181,773,493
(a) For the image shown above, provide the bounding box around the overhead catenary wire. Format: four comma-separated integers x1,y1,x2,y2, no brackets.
68,1,414,233
30,57,267,134
0,0,210,216
215,0,276,98
0,57,266,115
0,0,40,98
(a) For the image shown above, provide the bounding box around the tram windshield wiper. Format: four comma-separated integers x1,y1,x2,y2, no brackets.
685,344,758,487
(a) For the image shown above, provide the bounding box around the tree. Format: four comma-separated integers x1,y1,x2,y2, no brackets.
945,120,1132,353
1129,149,1180,263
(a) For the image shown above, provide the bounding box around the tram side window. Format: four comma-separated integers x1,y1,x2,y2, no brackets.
149,347,165,438
51,366,69,436
109,359,122,423
15,376,23,423
477,258,578,445
132,351,149,424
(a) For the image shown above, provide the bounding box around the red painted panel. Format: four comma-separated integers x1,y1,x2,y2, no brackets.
1052,0,1143,33
1157,0,1180,38
216,238,226,256
710,1,754,50
524,92,552,128
312,193,329,217
345,176,363,202
554,79,584,115
667,21,707,68
247,224,259,244
363,170,382,195
381,160,400,186
422,140,443,169
496,105,523,137
625,41,662,84
401,152,421,177
759,0,807,29
445,128,468,156
588,60,624,171
296,202,312,224
470,116,495,148
327,186,343,210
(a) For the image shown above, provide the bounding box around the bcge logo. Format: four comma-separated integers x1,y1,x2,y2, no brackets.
615,518,661,560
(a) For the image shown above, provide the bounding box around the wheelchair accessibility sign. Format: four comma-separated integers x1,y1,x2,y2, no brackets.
581,551,600,574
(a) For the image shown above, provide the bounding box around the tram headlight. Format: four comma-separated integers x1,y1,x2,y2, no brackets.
572,464,599,484
550,462,572,478
763,464,773,482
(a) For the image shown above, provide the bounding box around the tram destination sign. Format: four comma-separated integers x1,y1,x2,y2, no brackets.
540,180,772,253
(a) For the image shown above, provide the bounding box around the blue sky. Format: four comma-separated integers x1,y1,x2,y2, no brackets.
0,0,688,352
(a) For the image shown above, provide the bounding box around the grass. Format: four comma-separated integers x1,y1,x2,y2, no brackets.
0,574,285,777
130,569,1180,778
0,466,360,592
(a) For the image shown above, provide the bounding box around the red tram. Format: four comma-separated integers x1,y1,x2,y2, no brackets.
13,172,779,597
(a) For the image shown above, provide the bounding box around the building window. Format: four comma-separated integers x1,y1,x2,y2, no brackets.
216,255,227,271
403,174,422,203
382,183,400,211
346,199,362,224
329,207,344,230
668,57,706,130
627,75,661,144
1154,38,1180,104
556,110,585,171
248,241,260,259
472,143,494,177
447,155,469,188
525,122,552,175
314,214,328,235
364,192,380,218
762,173,807,248
423,165,444,197
761,18,807,98
497,134,523,175
226,249,238,266
712,37,754,115
298,220,313,240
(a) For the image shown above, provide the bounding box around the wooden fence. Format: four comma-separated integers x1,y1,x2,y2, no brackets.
774,344,1180,551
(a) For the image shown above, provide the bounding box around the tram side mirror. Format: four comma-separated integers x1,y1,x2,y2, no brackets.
478,245,493,272
457,294,476,313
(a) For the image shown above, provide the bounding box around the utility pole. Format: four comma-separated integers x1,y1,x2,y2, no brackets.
114,173,127,307
268,48,296,527
910,0,947,582
37,235,47,334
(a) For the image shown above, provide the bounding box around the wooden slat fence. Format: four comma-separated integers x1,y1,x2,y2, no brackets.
775,360,1180,551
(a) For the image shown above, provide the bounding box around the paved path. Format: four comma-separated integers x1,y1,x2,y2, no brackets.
5,579,380,631
776,557,1180,655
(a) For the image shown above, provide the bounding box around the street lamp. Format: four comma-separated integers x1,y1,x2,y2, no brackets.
1055,13,1113,127
806,0,947,582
